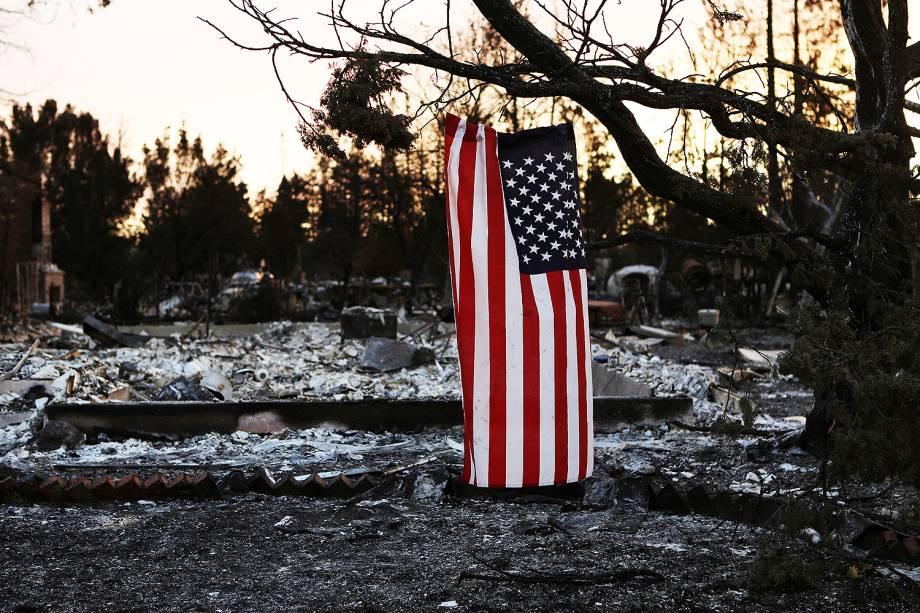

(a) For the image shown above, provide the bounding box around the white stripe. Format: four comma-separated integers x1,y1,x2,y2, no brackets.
562,273,580,482
503,161,524,488
446,120,465,312
530,273,556,486
581,268,594,477
445,119,469,482
470,124,490,487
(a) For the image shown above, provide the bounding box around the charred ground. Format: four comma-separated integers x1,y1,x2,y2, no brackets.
1,320,919,611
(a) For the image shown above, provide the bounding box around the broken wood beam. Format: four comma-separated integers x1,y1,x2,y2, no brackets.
628,325,693,346
45,396,693,438
1,339,39,381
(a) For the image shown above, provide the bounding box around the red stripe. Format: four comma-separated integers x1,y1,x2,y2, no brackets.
546,271,569,483
444,114,461,314
483,127,506,487
444,114,460,159
455,121,480,484
520,274,541,487
570,269,589,480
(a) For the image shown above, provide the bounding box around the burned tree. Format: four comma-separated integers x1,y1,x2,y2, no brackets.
209,0,920,482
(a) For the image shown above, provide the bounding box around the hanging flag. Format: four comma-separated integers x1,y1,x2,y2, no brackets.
444,113,593,488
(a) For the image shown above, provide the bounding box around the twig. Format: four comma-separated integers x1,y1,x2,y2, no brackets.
331,454,443,511
181,317,206,340
328,474,395,510
668,419,712,432
588,229,747,257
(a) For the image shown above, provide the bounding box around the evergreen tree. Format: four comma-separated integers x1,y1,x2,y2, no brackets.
259,175,313,279
140,130,255,282
0,100,139,302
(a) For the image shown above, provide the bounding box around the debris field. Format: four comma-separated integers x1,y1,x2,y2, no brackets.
1,316,919,611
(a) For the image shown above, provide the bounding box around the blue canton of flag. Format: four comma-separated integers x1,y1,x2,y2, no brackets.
497,124,587,275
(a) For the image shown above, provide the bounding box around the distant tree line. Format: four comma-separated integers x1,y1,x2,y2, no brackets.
0,98,717,318
0,100,470,316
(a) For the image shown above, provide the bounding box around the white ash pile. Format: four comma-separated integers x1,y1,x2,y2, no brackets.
112,321,460,401
593,343,721,422
3,425,465,473
1,320,460,407
0,316,788,436
1,317,737,417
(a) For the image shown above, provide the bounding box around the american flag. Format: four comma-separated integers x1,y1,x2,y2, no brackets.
444,113,593,488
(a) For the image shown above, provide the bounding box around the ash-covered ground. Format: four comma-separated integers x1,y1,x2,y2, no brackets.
1,320,919,611
4,492,918,612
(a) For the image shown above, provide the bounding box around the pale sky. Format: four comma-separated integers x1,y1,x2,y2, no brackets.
3,1,920,195
3,0,342,195
0,0,695,194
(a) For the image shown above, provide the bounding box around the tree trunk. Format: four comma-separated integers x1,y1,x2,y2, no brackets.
794,1,916,452
766,0,783,219
800,379,853,449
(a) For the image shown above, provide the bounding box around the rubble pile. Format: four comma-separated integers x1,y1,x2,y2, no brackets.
8,318,920,608
596,343,721,420
1,317,809,479
1,321,460,408
1,320,743,414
